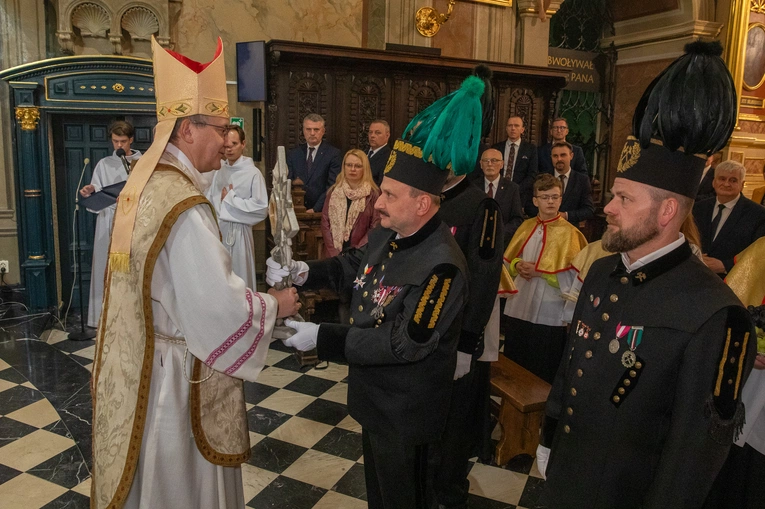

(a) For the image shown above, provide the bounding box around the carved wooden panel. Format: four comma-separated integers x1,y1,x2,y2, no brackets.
508,88,536,144
408,80,442,119
288,71,328,146
350,76,387,151
264,41,568,175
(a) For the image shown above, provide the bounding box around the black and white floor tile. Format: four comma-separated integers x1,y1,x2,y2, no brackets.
0,321,545,509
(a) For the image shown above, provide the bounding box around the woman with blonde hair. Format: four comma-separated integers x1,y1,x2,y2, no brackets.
321,149,381,258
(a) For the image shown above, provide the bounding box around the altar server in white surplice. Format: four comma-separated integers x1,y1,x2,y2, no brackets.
79,121,141,327
206,125,268,289
91,38,301,509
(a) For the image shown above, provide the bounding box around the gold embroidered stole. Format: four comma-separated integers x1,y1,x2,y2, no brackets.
91,166,249,509
504,215,588,274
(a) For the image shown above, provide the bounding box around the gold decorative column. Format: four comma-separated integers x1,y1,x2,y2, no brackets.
15,106,40,130
724,0,750,129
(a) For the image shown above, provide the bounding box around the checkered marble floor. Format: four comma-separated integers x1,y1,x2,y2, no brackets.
0,330,545,509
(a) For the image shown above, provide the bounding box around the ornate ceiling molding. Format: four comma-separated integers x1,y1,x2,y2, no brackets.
56,0,172,54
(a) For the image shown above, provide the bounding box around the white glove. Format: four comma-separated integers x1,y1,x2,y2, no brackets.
536,444,551,480
265,258,309,287
453,351,472,380
283,319,319,351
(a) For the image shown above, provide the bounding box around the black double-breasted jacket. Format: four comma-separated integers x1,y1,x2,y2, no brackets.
537,242,756,509
304,214,469,444
440,177,504,356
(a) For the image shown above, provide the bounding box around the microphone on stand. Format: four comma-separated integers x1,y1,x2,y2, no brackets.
68,157,96,341
116,148,131,175
74,158,91,203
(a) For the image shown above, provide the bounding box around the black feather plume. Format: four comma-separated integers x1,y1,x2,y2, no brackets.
632,40,736,155
473,64,495,139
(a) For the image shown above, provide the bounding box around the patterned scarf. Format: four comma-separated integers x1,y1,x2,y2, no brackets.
328,180,371,252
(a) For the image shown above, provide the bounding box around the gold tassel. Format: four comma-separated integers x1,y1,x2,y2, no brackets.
109,252,130,273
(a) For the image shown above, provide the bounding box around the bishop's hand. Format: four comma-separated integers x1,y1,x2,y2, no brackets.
268,287,301,318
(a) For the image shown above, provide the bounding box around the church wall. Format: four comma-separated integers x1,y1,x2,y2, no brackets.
0,0,48,284
603,0,725,190
608,58,676,190
0,0,557,295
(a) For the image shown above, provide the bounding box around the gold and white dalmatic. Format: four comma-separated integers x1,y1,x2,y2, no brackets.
92,37,277,509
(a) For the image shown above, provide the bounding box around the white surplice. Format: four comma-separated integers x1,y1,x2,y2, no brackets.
124,145,278,509
86,150,142,327
205,156,268,290
503,223,577,327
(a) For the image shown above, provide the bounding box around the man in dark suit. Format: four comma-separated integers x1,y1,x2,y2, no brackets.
477,148,523,247
491,115,538,214
366,119,392,186
693,160,765,275
538,117,588,176
286,113,342,212
546,141,594,225
696,155,716,202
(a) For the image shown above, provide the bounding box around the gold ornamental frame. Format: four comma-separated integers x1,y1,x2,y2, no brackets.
726,1,765,124
743,22,765,91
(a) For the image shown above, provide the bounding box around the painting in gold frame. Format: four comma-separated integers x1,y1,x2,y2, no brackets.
465,0,513,6
743,22,765,91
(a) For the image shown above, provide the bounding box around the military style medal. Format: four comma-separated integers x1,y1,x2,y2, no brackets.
621,350,636,368
354,264,374,290
621,326,643,368
575,320,591,339
610,323,630,354
370,276,402,319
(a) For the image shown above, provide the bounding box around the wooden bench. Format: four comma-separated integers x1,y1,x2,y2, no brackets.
490,356,551,466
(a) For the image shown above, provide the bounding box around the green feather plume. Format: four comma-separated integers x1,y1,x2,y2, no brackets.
402,75,485,176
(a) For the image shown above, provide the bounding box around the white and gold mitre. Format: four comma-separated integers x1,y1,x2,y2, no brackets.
109,37,228,273
153,36,228,120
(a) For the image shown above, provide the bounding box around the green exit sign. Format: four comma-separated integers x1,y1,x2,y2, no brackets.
230,117,244,128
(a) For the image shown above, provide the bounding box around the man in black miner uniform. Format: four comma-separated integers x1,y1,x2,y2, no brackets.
492,115,538,214
367,119,392,186
535,41,757,509
266,75,490,509
693,160,765,277
431,67,504,509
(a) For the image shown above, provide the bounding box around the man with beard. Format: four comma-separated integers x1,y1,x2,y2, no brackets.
534,41,756,509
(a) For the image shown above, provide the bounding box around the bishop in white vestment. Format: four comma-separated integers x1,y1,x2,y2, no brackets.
92,38,300,509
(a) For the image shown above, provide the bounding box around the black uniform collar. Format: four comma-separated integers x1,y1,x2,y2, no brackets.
388,212,442,253
610,241,692,286
441,177,471,202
